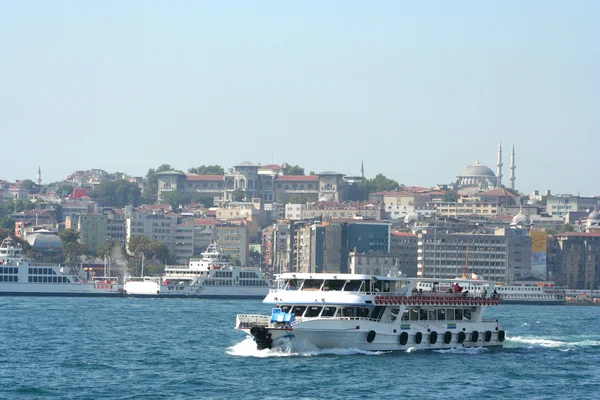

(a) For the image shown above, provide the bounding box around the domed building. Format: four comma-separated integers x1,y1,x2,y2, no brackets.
456,159,497,194
586,209,600,232
510,207,531,228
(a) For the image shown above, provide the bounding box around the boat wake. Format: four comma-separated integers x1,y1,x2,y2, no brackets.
226,337,389,358
433,346,489,355
507,336,600,350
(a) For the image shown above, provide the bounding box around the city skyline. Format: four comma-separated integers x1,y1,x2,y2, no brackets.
1,2,598,196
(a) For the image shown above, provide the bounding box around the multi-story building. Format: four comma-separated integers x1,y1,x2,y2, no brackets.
174,221,195,264
294,221,391,274
390,231,418,277
72,214,108,255
156,163,347,206
553,232,600,290
125,209,179,257
348,252,400,276
214,222,249,266
417,228,532,283
285,201,385,221
104,207,127,246
546,195,599,217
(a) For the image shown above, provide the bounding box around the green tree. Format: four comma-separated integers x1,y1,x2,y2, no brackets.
283,164,305,176
60,228,86,268
562,224,575,233
192,194,214,208
161,190,191,209
443,190,459,202
546,228,558,236
232,188,246,202
359,174,400,196
57,183,75,197
20,179,35,190
93,179,141,207
142,164,181,204
127,236,171,275
188,165,225,175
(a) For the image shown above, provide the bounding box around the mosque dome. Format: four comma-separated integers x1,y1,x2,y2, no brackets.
510,208,530,227
457,159,496,189
404,208,420,224
586,209,600,229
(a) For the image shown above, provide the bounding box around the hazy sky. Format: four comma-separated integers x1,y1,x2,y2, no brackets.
1,1,598,196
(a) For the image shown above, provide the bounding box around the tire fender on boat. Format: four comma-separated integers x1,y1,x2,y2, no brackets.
366,330,376,343
471,330,479,342
457,331,466,344
484,330,492,342
399,332,409,346
415,332,423,344
443,331,452,344
430,331,438,344
498,330,506,342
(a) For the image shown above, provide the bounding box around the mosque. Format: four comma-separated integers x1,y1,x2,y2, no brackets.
455,143,516,195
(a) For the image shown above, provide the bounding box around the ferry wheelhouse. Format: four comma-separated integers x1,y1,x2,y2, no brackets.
236,273,505,351
0,237,122,297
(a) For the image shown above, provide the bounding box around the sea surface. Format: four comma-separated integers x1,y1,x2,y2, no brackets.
1,297,599,400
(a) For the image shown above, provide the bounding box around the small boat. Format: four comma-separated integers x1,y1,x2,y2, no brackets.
235,273,506,351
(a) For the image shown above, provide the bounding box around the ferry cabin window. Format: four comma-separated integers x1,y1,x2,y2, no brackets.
305,306,323,317
292,306,307,316
321,306,336,317
429,310,437,321
280,305,292,313
343,280,362,292
323,279,345,291
302,279,322,291
419,309,428,320
463,309,472,320
285,279,300,290
410,309,419,321
454,309,463,320
437,309,446,321
401,310,409,321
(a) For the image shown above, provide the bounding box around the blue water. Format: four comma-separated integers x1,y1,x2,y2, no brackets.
1,298,599,400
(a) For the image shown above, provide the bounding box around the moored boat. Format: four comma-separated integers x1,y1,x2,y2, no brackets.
124,243,271,299
0,237,123,297
236,273,506,351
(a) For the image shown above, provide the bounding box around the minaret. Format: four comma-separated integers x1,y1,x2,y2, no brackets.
360,160,364,178
496,142,503,188
37,166,42,185
509,144,516,190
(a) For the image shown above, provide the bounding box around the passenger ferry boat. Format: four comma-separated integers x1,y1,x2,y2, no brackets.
236,273,506,351
493,282,566,305
0,237,122,297
124,244,271,299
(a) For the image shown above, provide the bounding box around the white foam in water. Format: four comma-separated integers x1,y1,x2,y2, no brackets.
508,336,600,349
226,337,388,357
433,346,489,355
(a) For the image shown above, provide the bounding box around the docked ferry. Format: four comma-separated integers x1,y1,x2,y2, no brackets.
0,237,123,297
124,244,271,299
493,282,566,305
236,273,505,351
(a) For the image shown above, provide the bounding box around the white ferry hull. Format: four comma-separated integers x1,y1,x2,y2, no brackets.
125,283,268,299
239,319,505,351
0,283,123,297
499,298,566,305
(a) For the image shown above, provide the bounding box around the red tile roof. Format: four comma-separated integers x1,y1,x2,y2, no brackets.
391,231,416,237
477,188,517,197
186,174,225,181
193,218,220,226
260,164,285,169
276,175,319,181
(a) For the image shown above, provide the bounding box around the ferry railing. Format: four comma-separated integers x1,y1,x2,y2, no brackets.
236,314,270,328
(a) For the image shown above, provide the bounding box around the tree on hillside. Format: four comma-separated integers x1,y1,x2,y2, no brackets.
93,179,141,207
232,189,246,202
562,224,575,233
188,165,225,175
128,236,171,275
193,194,214,208
443,190,459,202
20,179,35,190
359,174,400,196
56,182,76,197
60,228,86,269
142,164,181,204
161,190,191,209
283,164,305,176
